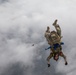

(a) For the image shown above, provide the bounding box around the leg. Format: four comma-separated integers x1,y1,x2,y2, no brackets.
47,53,53,67
59,52,68,65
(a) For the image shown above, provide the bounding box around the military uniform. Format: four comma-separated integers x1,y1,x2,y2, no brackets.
45,26,53,45
47,47,66,62
53,19,61,38
50,31,61,44
45,20,68,67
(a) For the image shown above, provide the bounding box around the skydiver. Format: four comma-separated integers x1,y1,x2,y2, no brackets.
45,20,68,67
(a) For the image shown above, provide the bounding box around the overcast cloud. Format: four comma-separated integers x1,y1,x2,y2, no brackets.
0,0,76,75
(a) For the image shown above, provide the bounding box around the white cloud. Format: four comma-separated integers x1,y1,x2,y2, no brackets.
0,0,76,75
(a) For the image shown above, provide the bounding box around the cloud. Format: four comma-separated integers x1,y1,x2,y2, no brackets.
0,0,76,75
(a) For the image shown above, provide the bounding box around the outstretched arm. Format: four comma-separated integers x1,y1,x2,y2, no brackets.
53,19,58,26
53,19,61,37
45,46,52,50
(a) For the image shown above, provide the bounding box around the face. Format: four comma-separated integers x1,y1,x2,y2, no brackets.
54,54,59,61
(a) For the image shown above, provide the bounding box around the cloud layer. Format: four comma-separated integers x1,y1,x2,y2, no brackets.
0,0,76,75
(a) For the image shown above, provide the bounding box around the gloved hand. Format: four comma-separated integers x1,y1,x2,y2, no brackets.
53,19,58,26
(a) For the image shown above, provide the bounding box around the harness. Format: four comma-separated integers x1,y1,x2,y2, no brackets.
45,42,64,50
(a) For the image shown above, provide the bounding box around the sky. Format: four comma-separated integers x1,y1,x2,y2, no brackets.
0,0,76,75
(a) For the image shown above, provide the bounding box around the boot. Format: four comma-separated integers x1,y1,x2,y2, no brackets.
48,64,50,67
65,62,68,65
